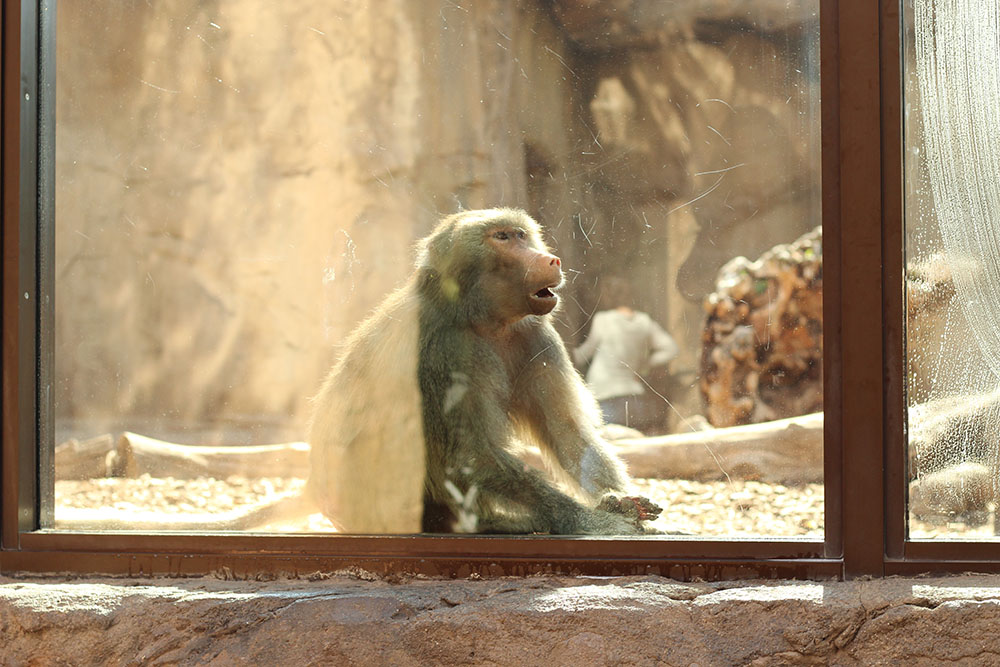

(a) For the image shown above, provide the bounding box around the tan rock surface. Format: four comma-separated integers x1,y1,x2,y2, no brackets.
4,574,1000,664
55,1,821,448
55,1,582,439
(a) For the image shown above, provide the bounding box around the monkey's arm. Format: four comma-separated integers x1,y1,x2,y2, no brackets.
513,323,634,498
469,445,645,535
513,324,662,528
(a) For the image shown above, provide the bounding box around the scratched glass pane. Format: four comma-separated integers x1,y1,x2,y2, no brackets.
52,2,822,536
904,0,1000,539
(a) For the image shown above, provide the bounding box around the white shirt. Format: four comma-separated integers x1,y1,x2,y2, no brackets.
573,309,679,401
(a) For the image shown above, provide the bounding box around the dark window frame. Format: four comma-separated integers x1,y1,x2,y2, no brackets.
1,0,985,581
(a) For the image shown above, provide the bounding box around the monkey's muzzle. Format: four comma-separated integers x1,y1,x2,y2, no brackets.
529,284,560,314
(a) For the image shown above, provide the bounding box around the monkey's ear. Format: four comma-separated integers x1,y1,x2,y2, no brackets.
414,235,433,270
415,219,456,272
415,231,442,270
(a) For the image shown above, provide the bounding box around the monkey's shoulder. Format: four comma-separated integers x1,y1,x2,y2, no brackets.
334,285,421,378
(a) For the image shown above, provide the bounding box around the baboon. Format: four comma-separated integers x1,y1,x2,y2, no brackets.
57,209,660,534
309,208,661,534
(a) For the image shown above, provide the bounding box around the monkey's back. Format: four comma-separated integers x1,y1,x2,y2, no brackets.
307,280,426,533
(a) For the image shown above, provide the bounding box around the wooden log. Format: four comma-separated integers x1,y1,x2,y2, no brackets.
114,432,310,480
56,414,822,486
54,434,117,480
612,412,823,484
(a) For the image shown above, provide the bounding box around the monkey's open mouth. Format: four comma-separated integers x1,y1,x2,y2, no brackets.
528,285,560,314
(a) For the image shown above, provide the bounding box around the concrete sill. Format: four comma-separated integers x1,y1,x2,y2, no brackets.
3,573,1000,664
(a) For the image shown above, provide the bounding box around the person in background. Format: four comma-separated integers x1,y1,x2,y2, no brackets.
573,276,679,432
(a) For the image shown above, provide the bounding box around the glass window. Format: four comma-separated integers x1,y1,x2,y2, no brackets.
52,1,822,536
904,0,1000,539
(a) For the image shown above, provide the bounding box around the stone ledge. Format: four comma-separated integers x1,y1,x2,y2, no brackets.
3,573,1000,664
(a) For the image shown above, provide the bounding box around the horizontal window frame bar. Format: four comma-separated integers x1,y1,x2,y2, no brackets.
886,561,1000,577
20,532,826,560
3,548,843,581
902,541,1000,562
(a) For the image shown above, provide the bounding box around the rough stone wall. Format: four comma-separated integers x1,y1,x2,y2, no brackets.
55,1,821,441
55,1,581,441
3,574,1000,664
549,7,822,429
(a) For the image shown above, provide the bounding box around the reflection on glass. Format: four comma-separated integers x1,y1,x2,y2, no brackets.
904,0,1000,538
53,2,821,535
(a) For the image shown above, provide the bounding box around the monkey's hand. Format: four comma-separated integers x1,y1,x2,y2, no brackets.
597,494,663,527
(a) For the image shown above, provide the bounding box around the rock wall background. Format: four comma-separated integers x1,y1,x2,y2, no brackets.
54,0,821,443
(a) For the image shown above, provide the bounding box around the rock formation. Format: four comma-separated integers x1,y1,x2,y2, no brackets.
700,227,822,427
54,0,821,443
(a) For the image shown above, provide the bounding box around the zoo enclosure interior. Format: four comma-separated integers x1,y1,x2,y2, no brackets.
47,0,823,540
2,0,989,578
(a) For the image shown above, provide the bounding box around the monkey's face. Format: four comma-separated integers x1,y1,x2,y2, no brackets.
484,223,564,319
420,209,565,325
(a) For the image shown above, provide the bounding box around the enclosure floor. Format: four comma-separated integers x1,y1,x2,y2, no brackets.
52,476,990,538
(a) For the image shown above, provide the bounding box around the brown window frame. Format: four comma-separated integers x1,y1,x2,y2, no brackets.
1,0,988,581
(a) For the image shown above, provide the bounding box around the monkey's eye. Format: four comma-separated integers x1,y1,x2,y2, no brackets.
516,228,527,240
493,230,510,241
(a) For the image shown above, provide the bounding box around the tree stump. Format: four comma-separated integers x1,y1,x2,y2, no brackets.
700,227,823,427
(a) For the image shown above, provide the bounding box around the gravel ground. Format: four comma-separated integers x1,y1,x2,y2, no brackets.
55,475,338,532
633,478,823,537
53,475,984,538
55,475,825,536
57,475,308,516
